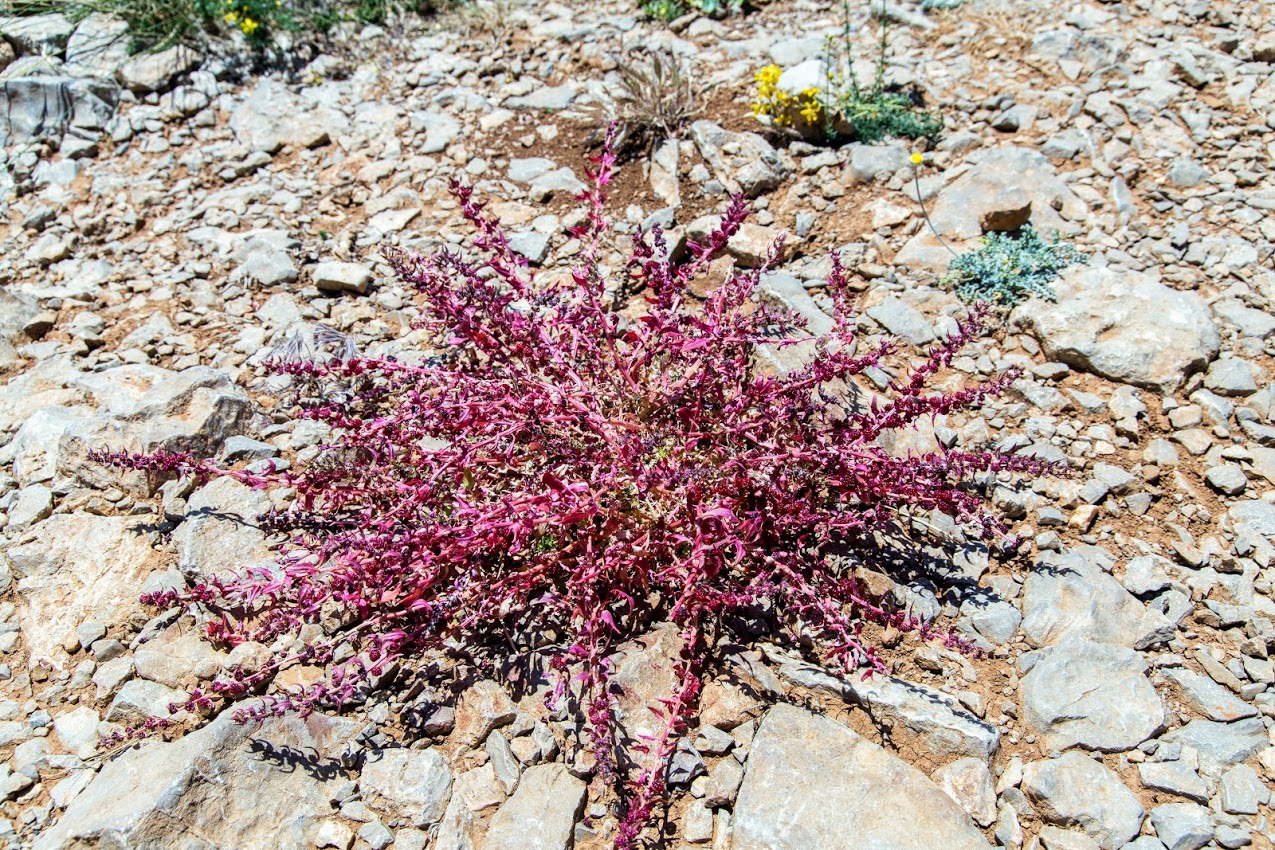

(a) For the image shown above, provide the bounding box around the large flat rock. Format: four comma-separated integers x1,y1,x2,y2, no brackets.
1020,638,1165,752
732,704,993,850
35,709,357,850
1012,266,1219,392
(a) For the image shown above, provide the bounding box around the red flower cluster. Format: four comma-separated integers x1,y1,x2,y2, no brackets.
97,137,1056,846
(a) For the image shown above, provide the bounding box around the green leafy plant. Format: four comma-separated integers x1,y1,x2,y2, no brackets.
751,1,942,144
2,0,457,52
641,0,743,23
944,226,1083,305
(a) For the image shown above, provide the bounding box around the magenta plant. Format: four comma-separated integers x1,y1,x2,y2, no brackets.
95,136,1056,847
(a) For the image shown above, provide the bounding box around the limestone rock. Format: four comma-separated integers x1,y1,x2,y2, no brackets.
610,623,685,773
64,13,130,77
1020,548,1156,648
359,748,452,827
117,45,202,94
1022,752,1145,849
313,261,373,294
0,75,119,146
732,704,992,850
1012,266,1219,392
1020,638,1165,751
0,13,74,56
172,476,274,577
1162,667,1257,722
896,147,1087,271
229,78,350,153
7,514,156,667
932,758,997,827
689,121,789,198
35,709,357,850
482,763,585,850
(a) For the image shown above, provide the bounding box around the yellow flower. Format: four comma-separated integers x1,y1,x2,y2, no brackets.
910,152,924,165
754,64,782,87
799,98,822,124
240,16,259,34
224,11,239,22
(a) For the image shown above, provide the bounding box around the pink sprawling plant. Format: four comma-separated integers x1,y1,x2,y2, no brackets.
95,135,1056,847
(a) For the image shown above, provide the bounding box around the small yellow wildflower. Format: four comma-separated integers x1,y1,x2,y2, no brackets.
754,64,782,87
799,96,822,125
910,152,924,165
240,16,260,34
224,11,239,23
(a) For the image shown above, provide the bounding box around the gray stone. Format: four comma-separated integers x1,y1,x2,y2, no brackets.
313,261,373,294
8,514,156,666
410,111,460,153
0,13,74,56
0,75,119,146
8,483,53,528
359,748,452,827
1205,463,1248,495
172,477,274,577
897,147,1087,271
240,247,298,286
690,121,788,198
1204,358,1262,396
1230,500,1275,540
505,84,576,110
1020,549,1153,648
845,673,999,762
35,708,356,850
1012,266,1219,392
932,758,997,827
1021,752,1144,849
64,14,130,77
1161,718,1268,776
1149,803,1212,850
1167,160,1209,189
485,731,520,795
1123,556,1173,597
846,141,911,183
0,289,43,371
117,45,202,94
1162,667,1257,722
51,706,100,759
527,168,585,201
482,764,585,850
967,599,1022,645
732,704,992,850
649,139,680,208
105,679,189,725
229,79,349,152
1218,764,1268,814
1211,300,1275,340
1039,827,1101,850
702,753,744,807
607,624,685,774
1020,639,1165,751
507,157,557,183
507,231,551,264
867,297,936,346
53,365,253,495
134,628,227,689
450,679,516,750
356,821,392,849
453,763,504,812
1137,760,1210,802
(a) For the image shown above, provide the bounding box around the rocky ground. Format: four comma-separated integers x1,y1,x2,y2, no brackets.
1,0,1275,848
